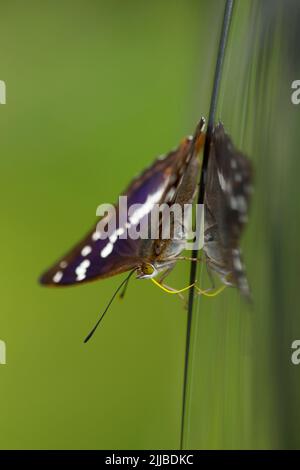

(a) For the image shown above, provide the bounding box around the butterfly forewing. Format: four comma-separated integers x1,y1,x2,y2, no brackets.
40,137,195,286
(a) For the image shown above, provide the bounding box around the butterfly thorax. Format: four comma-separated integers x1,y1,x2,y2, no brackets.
136,235,185,279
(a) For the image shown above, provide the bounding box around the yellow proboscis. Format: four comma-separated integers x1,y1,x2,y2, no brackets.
150,277,226,297
151,277,196,294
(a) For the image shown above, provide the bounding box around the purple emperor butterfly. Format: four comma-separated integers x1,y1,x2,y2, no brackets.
203,123,253,300
40,119,253,340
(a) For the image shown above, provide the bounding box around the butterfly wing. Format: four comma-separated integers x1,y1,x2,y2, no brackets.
152,119,205,260
204,123,253,298
40,137,194,286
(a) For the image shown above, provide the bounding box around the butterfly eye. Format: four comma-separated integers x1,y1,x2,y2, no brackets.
142,263,155,276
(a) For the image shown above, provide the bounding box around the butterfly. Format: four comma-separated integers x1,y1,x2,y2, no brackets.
40,118,253,340
203,123,253,300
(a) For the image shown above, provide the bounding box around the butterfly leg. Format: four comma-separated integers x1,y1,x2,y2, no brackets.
195,283,226,298
174,256,202,263
151,277,196,302
194,265,226,298
205,263,216,290
155,267,185,301
156,281,185,301
158,266,174,282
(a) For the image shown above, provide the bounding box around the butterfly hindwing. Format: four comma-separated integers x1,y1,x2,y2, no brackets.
212,123,253,244
204,123,253,299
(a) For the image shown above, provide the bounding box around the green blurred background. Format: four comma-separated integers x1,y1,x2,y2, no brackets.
1,0,300,450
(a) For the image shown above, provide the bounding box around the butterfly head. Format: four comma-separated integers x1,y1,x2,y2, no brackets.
136,263,158,279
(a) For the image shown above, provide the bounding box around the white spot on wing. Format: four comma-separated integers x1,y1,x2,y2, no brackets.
129,189,164,226
100,227,126,258
236,195,247,213
234,173,242,182
230,196,238,210
59,261,68,269
109,233,118,244
92,231,101,241
218,171,232,194
230,159,237,169
218,171,226,191
98,189,164,260
53,271,63,283
166,186,176,201
81,245,92,257
116,227,125,236
75,259,91,281
239,276,249,291
109,227,125,244
100,243,113,258
233,254,243,271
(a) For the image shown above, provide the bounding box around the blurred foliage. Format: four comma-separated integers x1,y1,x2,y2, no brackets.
0,0,299,449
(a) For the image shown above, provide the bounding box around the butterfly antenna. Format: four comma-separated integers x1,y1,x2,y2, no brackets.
119,273,131,300
84,269,136,343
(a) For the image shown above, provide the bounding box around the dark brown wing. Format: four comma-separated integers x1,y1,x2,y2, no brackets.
204,123,253,299
140,118,206,260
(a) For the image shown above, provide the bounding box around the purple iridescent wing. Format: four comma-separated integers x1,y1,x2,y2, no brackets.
39,138,193,286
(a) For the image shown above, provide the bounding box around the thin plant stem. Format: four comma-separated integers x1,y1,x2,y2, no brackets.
180,0,235,450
